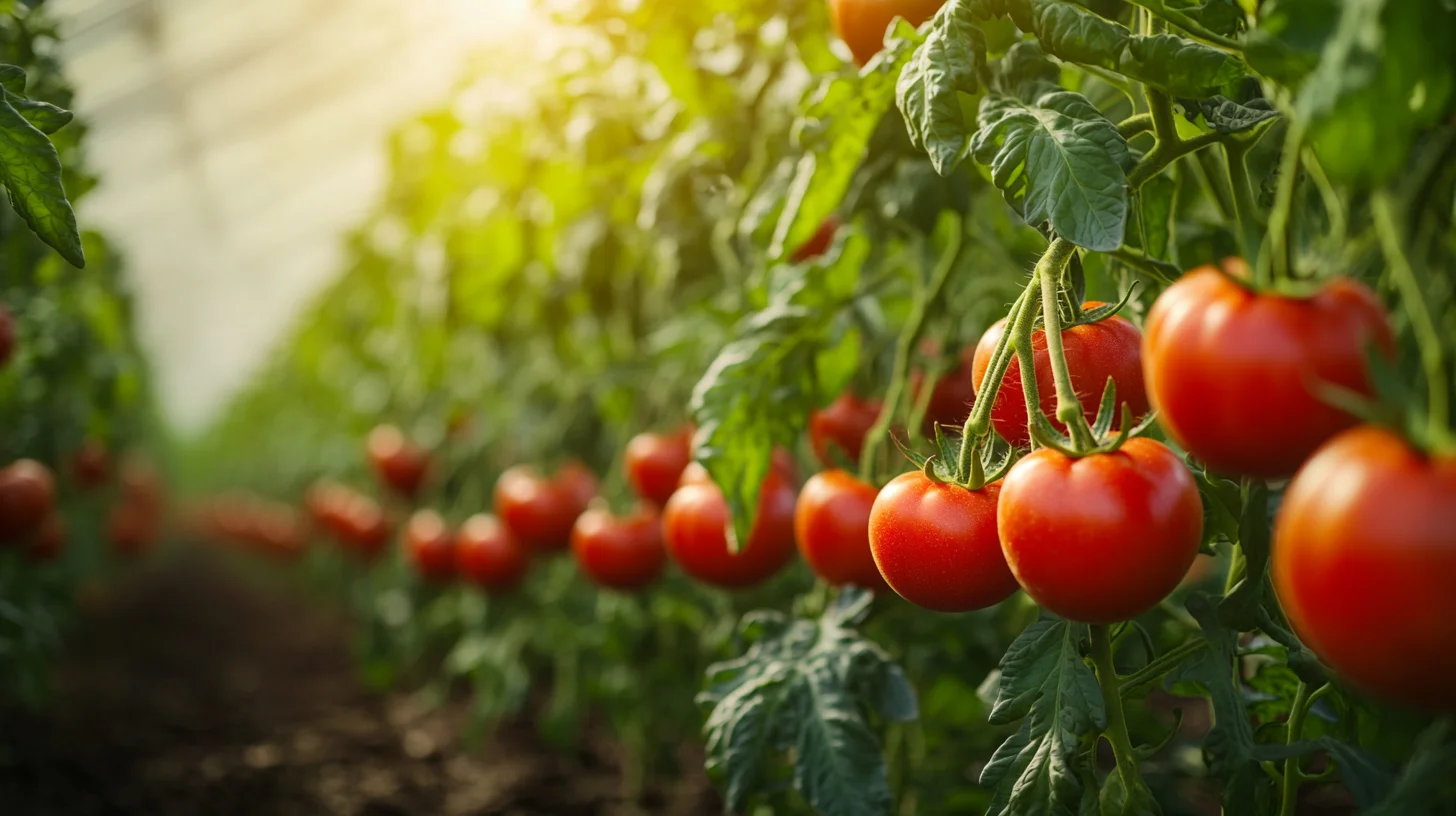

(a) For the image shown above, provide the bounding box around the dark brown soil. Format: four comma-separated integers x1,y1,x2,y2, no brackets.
0,552,718,816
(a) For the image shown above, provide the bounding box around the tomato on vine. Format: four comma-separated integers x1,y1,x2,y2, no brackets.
911,345,976,435
337,495,391,559
827,0,946,66
868,470,1017,612
1144,263,1393,477
455,514,529,592
494,463,596,551
0,459,56,541
794,469,885,591
367,424,430,499
571,506,666,591
662,462,797,590
405,509,455,582
1273,426,1456,710
998,437,1202,624
972,302,1146,448
625,427,693,506
809,391,882,467
71,439,110,488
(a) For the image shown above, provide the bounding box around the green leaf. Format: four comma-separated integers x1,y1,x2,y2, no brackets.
1136,173,1177,262
1006,0,1129,71
896,0,986,175
699,588,915,815
1184,95,1280,134
0,87,85,267
0,65,24,94
1217,480,1270,631
1122,34,1249,98
971,86,1133,251
1364,724,1456,816
1243,0,1341,87
980,619,1105,816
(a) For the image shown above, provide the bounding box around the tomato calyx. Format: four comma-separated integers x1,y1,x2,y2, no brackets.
897,423,1014,491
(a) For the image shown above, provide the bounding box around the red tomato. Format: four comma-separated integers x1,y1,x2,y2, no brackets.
0,304,13,367
71,439,110,488
828,0,946,65
455,514,529,592
911,346,977,435
794,470,885,591
1144,264,1393,477
405,509,455,582
494,465,592,551
999,438,1202,624
625,428,693,506
367,424,430,499
571,506,666,591
790,218,839,263
108,503,159,558
1273,426,1456,710
810,392,883,468
339,495,391,559
27,514,65,563
868,470,1016,611
972,302,1147,448
0,459,56,541
662,466,798,589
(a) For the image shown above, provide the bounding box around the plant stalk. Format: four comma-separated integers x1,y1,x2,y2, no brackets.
1090,624,1145,797
1037,241,1095,450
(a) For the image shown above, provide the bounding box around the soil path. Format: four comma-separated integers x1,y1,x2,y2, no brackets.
0,552,716,815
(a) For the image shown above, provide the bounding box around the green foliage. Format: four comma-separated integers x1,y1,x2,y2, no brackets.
0,69,81,267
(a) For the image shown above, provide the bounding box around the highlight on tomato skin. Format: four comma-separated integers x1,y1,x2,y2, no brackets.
455,513,530,593
793,469,886,591
571,505,666,592
493,462,597,552
405,508,456,583
0,459,57,542
1272,426,1456,711
366,424,431,499
624,428,693,506
827,0,946,66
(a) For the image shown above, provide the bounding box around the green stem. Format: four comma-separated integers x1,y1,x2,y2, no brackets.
1037,240,1094,450
1117,113,1154,139
1371,191,1451,450
1110,245,1179,283
1301,148,1346,255
1225,139,1263,273
1090,624,1145,796
1278,681,1328,816
1263,120,1307,286
1193,150,1237,222
1127,130,1226,189
1118,636,1208,700
1130,0,1243,50
1146,86,1180,147
961,285,1033,442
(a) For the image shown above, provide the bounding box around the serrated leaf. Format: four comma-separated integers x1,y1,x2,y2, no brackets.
0,65,24,94
8,97,73,135
1217,480,1270,631
981,619,1105,816
896,0,986,175
699,588,916,815
1006,0,1129,70
971,87,1132,251
1122,34,1249,98
1186,95,1280,134
0,87,85,267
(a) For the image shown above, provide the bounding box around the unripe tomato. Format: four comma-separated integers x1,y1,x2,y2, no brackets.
455,514,529,592
790,218,839,263
71,439,110,488
494,464,592,551
625,428,693,506
0,304,13,367
828,0,946,66
0,459,56,540
809,392,883,468
911,346,977,435
108,503,159,558
1144,264,1393,477
405,509,455,582
27,514,65,563
1273,427,1456,710
367,424,430,499
794,470,885,590
972,303,1146,448
999,438,1202,624
662,466,797,589
571,506,666,591
868,470,1016,611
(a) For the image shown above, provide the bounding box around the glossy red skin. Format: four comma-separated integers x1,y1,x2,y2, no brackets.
1145,265,1393,478
912,346,977,435
999,438,1202,624
868,471,1017,612
455,514,529,592
571,507,666,592
0,460,56,540
27,514,65,562
794,470,886,591
493,465,590,551
828,0,946,65
625,429,693,506
1273,427,1456,710
405,509,455,582
972,303,1147,448
72,440,110,488
810,392,883,468
0,305,13,367
790,218,839,263
662,467,798,590
367,425,430,499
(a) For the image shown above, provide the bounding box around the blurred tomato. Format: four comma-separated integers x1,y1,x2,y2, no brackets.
571,506,665,591
405,509,455,582
0,459,56,541
367,424,430,499
455,514,529,592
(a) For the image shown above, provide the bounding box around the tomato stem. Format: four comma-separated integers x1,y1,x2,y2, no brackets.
1371,190,1451,450
957,284,1033,465
1090,623,1147,798
1260,119,1307,287
1116,636,1208,700
1278,681,1331,816
1038,241,1097,451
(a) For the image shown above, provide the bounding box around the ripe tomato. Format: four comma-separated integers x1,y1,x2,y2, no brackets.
27,514,65,563
494,464,594,551
71,439,110,488
405,509,455,582
972,303,1146,448
868,470,1016,611
455,514,529,592
625,428,693,506
1144,264,1393,477
0,304,13,367
911,346,977,435
1273,426,1456,710
662,466,797,589
794,470,885,590
999,438,1202,624
790,218,839,263
810,392,883,468
0,459,56,540
367,424,430,498
571,506,666,591
108,503,159,558
828,0,946,65
339,495,391,559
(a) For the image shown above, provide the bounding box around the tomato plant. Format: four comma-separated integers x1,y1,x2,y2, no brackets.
570,506,666,592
